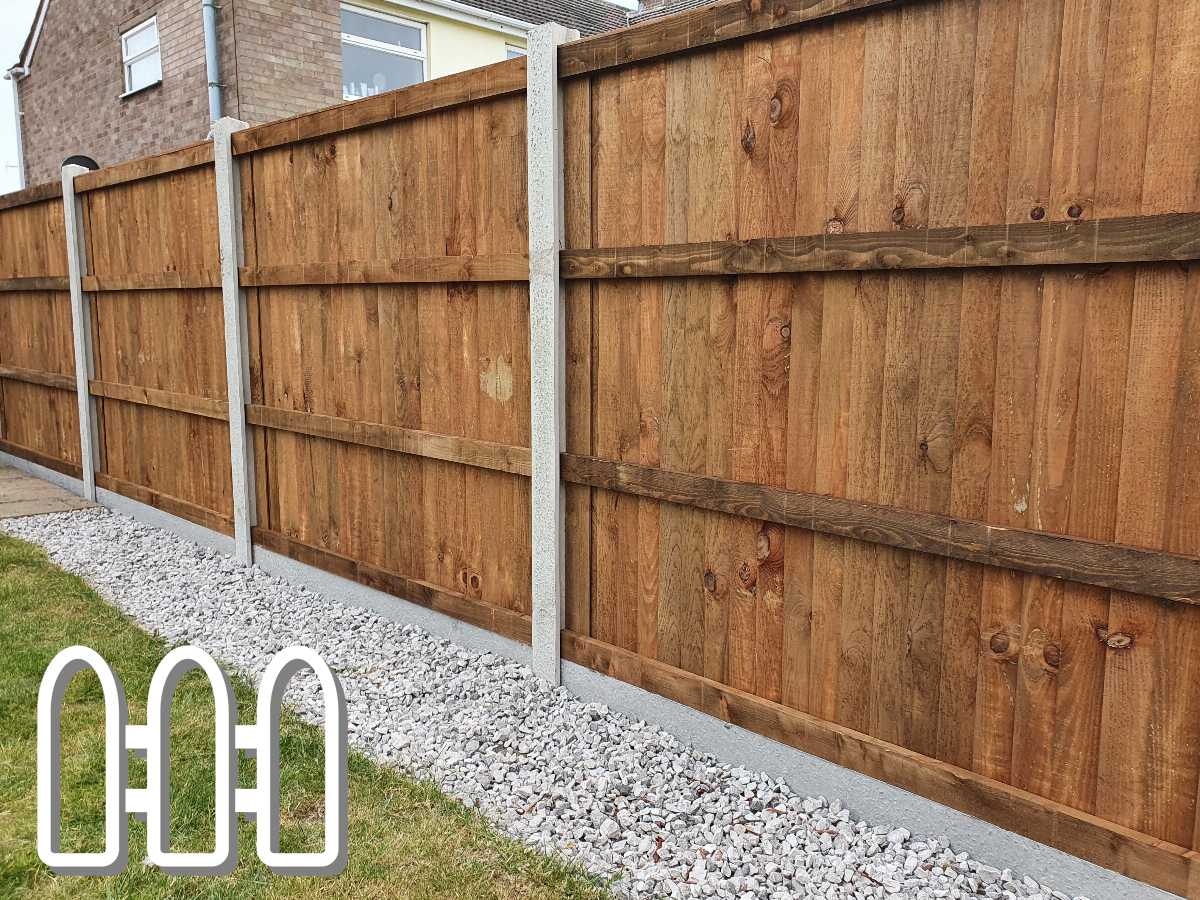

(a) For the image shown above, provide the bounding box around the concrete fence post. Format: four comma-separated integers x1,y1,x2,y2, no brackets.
60,164,100,501
527,22,578,685
211,117,256,565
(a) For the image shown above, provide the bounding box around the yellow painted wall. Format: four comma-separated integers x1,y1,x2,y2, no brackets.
346,0,526,81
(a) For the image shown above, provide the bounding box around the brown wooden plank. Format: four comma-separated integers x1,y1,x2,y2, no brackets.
87,379,230,421
562,455,1200,603
252,527,532,644
559,630,1200,896
0,439,82,479
232,57,527,156
0,277,70,292
81,271,221,291
239,255,528,286
94,471,233,535
557,0,911,79
0,365,75,392
75,141,214,193
245,404,531,476
560,212,1200,279
0,180,63,212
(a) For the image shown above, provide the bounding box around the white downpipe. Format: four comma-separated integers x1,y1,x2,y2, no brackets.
202,0,223,123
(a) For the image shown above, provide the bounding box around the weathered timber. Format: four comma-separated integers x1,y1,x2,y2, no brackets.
562,454,1200,602
245,405,532,476
0,181,63,212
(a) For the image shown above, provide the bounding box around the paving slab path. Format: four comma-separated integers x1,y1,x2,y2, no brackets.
0,467,95,519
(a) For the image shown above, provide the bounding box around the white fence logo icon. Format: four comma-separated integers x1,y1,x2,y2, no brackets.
37,645,347,876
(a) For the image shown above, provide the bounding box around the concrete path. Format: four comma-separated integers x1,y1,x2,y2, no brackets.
0,466,95,519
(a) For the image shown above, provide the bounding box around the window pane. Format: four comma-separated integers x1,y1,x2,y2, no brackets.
506,46,525,59
341,8,421,50
123,21,158,59
342,42,422,99
127,50,162,91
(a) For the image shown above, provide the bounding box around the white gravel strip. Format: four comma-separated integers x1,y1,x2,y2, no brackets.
3,507,1085,900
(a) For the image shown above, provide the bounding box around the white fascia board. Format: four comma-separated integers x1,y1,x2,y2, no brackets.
12,0,51,78
386,0,534,39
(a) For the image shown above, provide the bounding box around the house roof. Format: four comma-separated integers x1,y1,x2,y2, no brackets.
7,0,50,77
464,0,629,36
627,0,713,25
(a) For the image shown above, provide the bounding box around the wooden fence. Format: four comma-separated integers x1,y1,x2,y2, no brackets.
2,0,1199,892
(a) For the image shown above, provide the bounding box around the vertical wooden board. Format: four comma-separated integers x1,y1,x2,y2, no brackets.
562,75,593,636
868,273,920,743
1010,271,1085,796
636,63,667,659
836,274,886,733
972,271,1041,783
1004,0,1066,224
1098,0,1200,845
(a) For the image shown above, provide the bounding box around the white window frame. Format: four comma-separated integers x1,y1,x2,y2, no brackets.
505,44,526,59
120,16,161,96
340,4,427,100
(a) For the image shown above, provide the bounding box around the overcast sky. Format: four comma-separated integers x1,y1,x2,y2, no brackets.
1,0,37,193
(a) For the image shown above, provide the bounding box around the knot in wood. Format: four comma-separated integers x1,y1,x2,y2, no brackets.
1030,206,1046,221
1067,204,1084,219
738,559,756,589
769,94,783,125
825,217,844,234
1042,642,1062,670
741,121,757,156
891,205,905,225
703,569,717,593
988,632,1010,655
1105,632,1133,650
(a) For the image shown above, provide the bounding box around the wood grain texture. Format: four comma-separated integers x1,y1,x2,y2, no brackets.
0,365,75,392
563,454,1200,603
240,255,528,286
94,472,233,534
89,379,230,421
252,527,532,644
246,404,530,475
0,277,70,292
557,0,911,78
560,630,1200,896
232,57,527,155
75,141,214,193
81,271,221,292
0,439,82,478
0,181,63,212
560,213,1200,278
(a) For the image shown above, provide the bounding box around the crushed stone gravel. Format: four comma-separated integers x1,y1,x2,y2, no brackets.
3,507,1088,900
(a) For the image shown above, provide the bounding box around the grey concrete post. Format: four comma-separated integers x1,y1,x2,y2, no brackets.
211,117,256,565
60,164,100,501
527,22,578,685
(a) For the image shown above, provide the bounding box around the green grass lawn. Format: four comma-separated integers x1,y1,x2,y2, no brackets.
0,529,609,900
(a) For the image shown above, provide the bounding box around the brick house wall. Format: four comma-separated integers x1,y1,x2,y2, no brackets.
15,0,341,187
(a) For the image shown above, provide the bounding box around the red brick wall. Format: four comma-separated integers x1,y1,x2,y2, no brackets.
16,0,342,187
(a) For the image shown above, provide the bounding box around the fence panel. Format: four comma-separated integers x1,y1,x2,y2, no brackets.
0,189,77,474
237,61,533,642
561,0,1200,889
79,150,233,531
